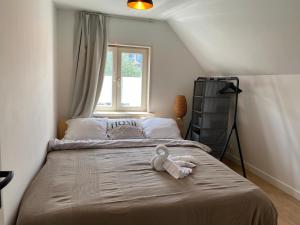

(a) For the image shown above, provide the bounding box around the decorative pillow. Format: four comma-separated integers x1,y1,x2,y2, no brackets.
64,118,108,140
142,118,182,139
107,119,144,139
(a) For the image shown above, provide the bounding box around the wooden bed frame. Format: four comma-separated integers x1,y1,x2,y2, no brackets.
57,120,67,140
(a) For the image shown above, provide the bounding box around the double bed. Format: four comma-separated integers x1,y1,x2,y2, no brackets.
17,138,277,225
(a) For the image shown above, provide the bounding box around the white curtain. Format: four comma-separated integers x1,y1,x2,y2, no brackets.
71,12,108,118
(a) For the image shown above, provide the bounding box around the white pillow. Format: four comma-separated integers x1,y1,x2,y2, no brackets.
107,119,144,139
142,118,182,139
64,118,108,140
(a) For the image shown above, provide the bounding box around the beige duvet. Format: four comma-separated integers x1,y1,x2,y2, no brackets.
17,139,277,225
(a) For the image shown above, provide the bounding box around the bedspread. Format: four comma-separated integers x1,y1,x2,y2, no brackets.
17,139,277,225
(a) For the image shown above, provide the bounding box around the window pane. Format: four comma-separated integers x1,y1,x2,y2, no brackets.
120,52,143,107
98,51,113,107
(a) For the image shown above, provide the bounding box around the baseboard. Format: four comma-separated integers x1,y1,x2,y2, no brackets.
226,153,300,201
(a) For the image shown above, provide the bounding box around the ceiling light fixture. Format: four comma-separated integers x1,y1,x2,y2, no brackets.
127,0,153,10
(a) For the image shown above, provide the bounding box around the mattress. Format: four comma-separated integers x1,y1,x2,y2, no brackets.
17,139,277,225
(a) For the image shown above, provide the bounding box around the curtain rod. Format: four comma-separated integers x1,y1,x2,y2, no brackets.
81,11,155,23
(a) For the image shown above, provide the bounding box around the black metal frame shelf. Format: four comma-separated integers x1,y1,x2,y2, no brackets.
0,171,13,208
186,76,246,177
192,110,229,114
194,96,230,99
191,125,227,130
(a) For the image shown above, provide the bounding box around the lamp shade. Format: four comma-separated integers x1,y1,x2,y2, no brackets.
173,95,187,119
127,0,153,10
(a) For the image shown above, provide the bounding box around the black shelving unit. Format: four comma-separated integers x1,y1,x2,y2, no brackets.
0,171,13,208
186,76,246,177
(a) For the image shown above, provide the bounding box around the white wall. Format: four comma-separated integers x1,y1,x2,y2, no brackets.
0,1,57,224
56,9,203,126
167,0,300,199
230,75,300,199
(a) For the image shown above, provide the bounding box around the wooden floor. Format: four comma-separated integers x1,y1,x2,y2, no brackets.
224,160,300,225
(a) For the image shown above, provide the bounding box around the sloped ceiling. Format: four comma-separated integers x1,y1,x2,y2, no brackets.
55,0,300,74
168,0,300,75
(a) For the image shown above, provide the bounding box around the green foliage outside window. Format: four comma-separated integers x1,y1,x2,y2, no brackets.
104,52,142,78
121,53,142,77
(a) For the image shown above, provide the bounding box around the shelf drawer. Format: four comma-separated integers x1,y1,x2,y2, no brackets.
192,114,229,129
194,82,205,96
191,131,200,141
204,81,228,97
199,129,228,145
193,97,231,113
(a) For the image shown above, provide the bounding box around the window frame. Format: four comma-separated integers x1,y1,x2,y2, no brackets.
96,44,150,112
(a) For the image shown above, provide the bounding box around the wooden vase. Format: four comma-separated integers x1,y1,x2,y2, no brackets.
173,95,187,119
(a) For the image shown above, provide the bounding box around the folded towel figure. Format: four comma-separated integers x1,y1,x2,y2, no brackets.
169,155,197,168
151,145,196,179
170,155,198,164
169,159,196,168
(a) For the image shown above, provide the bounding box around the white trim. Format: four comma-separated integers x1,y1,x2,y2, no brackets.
116,46,148,112
96,47,117,111
97,44,150,112
226,153,300,201
109,43,151,50
146,46,151,113
93,111,154,118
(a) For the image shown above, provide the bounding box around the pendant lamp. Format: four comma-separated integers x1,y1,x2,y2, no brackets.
127,0,153,10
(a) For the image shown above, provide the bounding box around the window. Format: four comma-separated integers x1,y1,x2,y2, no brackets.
96,45,150,112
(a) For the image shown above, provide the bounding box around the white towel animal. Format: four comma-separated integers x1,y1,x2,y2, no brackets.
169,155,197,168
151,145,196,179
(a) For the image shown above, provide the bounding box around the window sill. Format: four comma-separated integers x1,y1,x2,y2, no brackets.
93,111,155,118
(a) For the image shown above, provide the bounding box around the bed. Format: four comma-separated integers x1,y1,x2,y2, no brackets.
17,137,277,225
